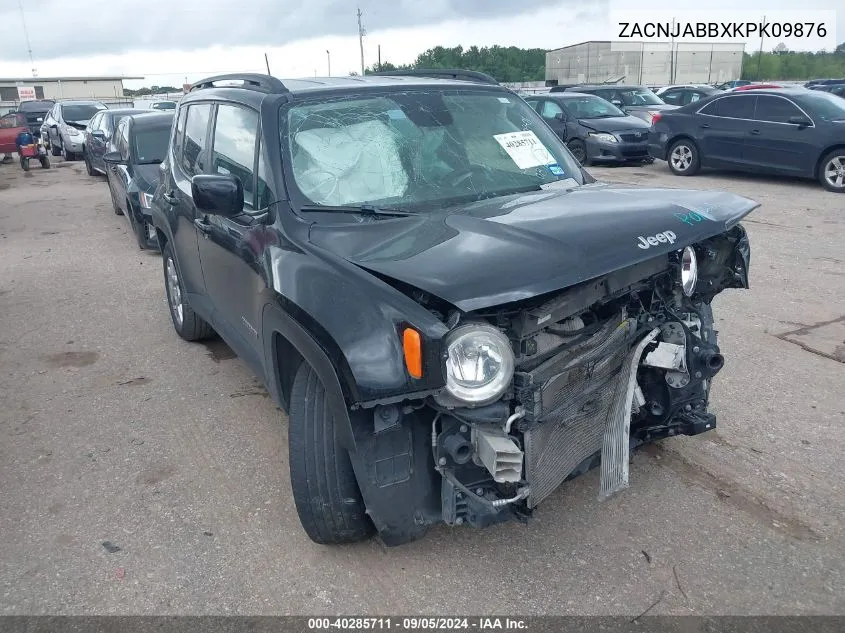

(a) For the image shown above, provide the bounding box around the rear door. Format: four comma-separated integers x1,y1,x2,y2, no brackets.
695,95,756,168
166,102,213,308
86,112,107,168
196,102,266,372
744,95,818,176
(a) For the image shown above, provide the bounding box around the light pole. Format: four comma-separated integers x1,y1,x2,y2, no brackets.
326,50,331,77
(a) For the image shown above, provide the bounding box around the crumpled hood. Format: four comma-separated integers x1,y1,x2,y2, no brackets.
308,182,759,312
579,116,650,133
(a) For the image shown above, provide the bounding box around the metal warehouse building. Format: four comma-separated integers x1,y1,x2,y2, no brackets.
546,41,745,86
0,76,141,105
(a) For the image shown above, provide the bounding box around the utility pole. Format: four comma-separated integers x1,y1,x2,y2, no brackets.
378,44,381,69
756,15,766,80
326,50,331,77
357,7,366,75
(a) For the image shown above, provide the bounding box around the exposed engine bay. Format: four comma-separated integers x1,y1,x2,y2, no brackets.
418,224,750,529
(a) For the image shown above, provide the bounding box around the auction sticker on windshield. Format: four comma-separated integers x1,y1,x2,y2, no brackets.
494,131,555,169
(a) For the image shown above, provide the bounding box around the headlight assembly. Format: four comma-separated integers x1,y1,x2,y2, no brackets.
435,323,514,407
588,132,617,143
680,246,698,296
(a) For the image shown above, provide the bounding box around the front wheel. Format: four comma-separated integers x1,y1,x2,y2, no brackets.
819,150,845,193
20,157,29,172
567,139,589,166
84,149,95,176
50,139,60,157
667,139,701,176
288,362,374,544
161,241,214,341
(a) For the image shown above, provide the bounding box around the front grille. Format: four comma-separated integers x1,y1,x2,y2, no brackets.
619,131,648,143
515,316,637,507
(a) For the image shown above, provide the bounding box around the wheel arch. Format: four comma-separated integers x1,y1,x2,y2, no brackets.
261,302,357,450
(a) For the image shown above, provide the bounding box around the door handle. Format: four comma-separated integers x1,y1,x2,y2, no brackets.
699,123,711,129
193,218,212,234
162,191,178,205
750,129,761,135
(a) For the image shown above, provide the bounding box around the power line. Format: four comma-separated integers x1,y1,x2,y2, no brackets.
17,0,37,77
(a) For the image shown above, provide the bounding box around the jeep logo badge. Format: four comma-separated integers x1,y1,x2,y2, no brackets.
637,230,677,249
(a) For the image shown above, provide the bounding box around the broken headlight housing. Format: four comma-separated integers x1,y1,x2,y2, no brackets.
680,246,698,296
436,323,514,407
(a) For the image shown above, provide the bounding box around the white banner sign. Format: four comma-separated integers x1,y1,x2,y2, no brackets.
17,86,37,101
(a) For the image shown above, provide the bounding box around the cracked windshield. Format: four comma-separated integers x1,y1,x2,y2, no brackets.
285,89,584,211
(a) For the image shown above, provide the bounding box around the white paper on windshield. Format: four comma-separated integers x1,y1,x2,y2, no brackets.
494,131,555,169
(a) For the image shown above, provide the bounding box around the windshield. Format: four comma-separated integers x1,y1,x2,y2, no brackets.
800,91,845,121
20,101,54,112
283,89,584,211
562,96,625,118
617,89,664,106
62,104,104,121
131,125,171,164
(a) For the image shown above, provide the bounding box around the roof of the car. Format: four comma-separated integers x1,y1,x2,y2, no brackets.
546,92,600,99
128,112,174,127
566,84,646,90
59,100,105,105
104,108,146,116
182,73,506,107
720,87,810,96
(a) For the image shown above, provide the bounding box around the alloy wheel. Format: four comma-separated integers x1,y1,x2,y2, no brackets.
823,156,845,189
670,144,693,172
166,257,183,327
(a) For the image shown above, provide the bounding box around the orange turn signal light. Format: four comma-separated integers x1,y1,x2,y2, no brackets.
403,328,423,379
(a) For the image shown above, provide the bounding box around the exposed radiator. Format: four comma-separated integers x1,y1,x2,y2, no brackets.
516,316,638,508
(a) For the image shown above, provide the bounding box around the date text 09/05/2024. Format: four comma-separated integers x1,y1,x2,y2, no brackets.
307,617,529,630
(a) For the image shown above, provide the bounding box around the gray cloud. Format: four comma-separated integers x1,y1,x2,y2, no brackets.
2,0,567,63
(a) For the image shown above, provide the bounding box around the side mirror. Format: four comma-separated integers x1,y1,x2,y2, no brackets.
191,174,243,217
787,115,811,128
102,151,125,164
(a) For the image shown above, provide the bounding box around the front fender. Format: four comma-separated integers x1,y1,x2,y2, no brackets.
263,239,449,406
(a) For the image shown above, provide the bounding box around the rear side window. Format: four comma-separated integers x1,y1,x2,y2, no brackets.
540,100,564,119
713,96,756,119
660,91,682,105
181,103,211,177
754,96,803,123
211,104,259,210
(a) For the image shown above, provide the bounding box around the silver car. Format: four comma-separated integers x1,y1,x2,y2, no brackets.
40,100,107,161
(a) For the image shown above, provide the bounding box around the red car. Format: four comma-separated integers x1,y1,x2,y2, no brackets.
0,112,29,155
731,83,783,91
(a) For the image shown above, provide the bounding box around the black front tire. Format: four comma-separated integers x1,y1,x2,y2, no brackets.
40,157,50,169
161,241,215,342
84,150,95,176
567,139,589,166
818,149,845,193
20,157,29,172
50,140,61,157
288,362,374,545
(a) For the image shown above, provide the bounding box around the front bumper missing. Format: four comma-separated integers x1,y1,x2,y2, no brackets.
598,327,660,500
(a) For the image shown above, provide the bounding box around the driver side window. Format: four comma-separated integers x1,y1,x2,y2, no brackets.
540,100,564,119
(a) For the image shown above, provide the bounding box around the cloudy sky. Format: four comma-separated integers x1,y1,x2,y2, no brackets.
0,0,841,88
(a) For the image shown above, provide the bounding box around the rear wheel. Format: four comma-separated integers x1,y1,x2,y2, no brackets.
818,149,845,193
667,139,700,176
288,361,374,545
20,157,29,171
161,241,214,341
40,156,50,169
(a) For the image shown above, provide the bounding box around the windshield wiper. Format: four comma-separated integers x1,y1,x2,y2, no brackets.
299,204,416,218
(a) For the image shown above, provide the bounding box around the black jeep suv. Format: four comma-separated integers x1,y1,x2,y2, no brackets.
152,71,757,546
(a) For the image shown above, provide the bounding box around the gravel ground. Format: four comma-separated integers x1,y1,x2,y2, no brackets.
0,157,843,615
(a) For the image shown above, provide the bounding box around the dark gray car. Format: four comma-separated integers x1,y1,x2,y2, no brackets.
563,84,678,124
525,92,651,165
83,108,147,176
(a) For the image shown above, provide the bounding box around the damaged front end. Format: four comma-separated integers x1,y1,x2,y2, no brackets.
350,225,750,544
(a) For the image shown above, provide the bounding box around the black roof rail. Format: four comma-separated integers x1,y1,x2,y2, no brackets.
369,68,499,85
190,73,288,94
